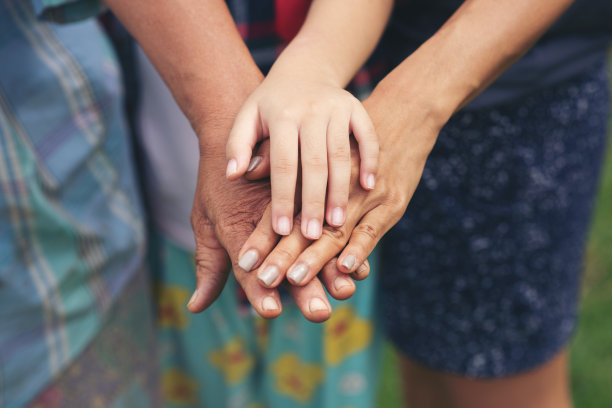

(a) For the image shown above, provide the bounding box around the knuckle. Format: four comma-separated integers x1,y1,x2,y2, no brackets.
302,154,327,170
381,187,410,210
275,107,298,123
306,100,326,116
303,197,326,210
190,210,210,233
273,195,295,211
321,226,347,246
329,145,350,162
270,247,297,267
272,157,297,175
354,222,378,241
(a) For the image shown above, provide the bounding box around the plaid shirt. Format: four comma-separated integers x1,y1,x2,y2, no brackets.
0,0,145,406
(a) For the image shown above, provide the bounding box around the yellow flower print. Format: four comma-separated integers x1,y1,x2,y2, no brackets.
271,354,324,403
209,338,254,384
157,285,190,329
162,368,198,405
324,306,372,365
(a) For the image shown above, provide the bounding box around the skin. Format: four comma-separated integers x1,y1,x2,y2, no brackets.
239,0,575,405
225,0,393,240
106,0,575,404
399,350,571,408
104,0,361,321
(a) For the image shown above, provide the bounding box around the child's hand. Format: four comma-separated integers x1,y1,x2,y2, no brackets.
225,74,378,240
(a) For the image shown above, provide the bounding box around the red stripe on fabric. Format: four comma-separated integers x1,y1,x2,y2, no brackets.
275,0,311,42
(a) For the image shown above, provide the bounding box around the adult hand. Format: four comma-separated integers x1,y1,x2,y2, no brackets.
186,119,362,323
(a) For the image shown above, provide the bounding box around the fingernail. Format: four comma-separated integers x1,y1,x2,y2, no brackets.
358,262,369,274
309,297,328,313
238,249,259,272
334,276,352,291
277,217,291,235
331,207,344,226
226,159,237,178
287,263,308,284
366,174,376,190
341,255,356,271
262,296,279,311
187,290,199,308
258,265,279,287
306,219,321,239
247,156,262,172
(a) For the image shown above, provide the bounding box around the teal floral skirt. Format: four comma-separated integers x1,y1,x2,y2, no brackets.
151,232,382,408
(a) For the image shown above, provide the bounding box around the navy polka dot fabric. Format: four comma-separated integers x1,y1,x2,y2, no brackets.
381,59,610,378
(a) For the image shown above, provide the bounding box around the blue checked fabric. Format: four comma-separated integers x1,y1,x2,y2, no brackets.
0,0,145,406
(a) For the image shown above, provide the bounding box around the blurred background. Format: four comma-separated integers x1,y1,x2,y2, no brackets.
379,51,612,407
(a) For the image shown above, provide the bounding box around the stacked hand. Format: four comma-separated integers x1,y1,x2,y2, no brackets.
188,73,441,321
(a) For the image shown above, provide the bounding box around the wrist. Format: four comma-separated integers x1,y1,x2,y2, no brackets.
189,71,264,152
269,37,346,88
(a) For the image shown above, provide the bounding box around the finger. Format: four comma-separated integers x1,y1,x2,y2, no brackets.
350,100,379,191
300,117,328,239
320,257,356,300
325,111,351,227
285,276,333,323
284,222,351,287
350,259,370,281
256,215,311,288
270,120,299,236
226,101,262,180
222,227,284,319
245,138,271,180
189,215,232,313
339,205,397,274
236,206,279,273
203,205,284,319
232,264,284,319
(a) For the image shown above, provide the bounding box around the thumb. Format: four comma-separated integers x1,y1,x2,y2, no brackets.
244,138,271,181
225,101,262,180
188,213,231,313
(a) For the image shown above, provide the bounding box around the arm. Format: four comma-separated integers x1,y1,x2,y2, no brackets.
225,0,393,245
239,0,574,287
271,0,394,88
104,0,262,137
104,0,348,321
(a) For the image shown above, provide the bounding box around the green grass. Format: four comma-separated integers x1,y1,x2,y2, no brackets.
570,111,612,407
378,63,612,408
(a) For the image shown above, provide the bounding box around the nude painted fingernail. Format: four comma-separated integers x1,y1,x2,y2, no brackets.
187,290,199,308
306,219,321,239
366,174,376,190
277,217,291,235
226,159,237,178
334,276,352,291
309,297,328,313
262,296,279,311
258,265,279,287
331,207,344,226
287,264,308,284
247,156,262,172
238,249,259,272
341,255,356,271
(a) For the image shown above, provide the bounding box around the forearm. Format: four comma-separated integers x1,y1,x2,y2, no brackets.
105,0,262,149
269,0,394,87
376,0,573,134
